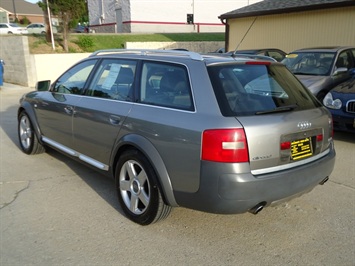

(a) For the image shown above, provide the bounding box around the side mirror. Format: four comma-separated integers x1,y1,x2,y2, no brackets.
333,67,347,76
36,80,51,91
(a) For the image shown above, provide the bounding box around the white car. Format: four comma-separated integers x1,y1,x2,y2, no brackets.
26,23,58,34
0,23,28,34
26,23,46,34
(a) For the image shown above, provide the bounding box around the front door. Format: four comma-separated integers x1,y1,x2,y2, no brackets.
35,59,97,149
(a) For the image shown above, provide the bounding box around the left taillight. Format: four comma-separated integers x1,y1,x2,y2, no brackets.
201,128,249,163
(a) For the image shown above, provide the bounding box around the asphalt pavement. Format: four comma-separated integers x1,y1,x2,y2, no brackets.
0,82,354,265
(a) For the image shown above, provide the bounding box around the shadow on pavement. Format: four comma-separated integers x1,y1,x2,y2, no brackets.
333,131,355,143
0,102,125,219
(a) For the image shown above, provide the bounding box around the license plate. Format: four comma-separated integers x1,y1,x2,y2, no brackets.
291,137,313,160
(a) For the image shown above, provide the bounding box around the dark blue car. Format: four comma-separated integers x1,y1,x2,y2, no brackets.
323,70,355,133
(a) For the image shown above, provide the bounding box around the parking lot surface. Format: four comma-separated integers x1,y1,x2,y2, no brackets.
1,83,354,265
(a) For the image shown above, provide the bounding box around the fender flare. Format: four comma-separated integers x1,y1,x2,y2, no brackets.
112,134,178,207
18,102,43,144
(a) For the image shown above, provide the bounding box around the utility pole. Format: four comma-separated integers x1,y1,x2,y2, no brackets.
46,0,55,51
12,0,17,22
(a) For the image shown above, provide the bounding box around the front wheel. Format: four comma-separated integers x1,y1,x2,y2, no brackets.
115,149,172,225
18,111,45,155
316,91,327,102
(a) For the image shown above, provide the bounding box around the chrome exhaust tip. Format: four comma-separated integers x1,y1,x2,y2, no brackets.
249,202,266,215
319,177,329,185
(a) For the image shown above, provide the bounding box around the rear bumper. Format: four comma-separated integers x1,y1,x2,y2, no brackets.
174,145,336,214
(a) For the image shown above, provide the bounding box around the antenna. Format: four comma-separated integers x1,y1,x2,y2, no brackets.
234,16,258,53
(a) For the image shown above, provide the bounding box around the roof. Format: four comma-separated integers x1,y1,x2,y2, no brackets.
0,0,43,15
219,0,355,20
290,46,355,53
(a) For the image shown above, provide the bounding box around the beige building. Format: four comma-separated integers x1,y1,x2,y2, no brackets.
0,0,43,24
219,0,355,53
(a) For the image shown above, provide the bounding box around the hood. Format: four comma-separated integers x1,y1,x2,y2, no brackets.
295,75,329,94
330,78,355,94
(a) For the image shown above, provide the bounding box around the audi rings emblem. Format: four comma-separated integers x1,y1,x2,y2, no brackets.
297,121,312,130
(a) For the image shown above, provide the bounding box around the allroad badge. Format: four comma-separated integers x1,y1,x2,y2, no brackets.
297,121,312,130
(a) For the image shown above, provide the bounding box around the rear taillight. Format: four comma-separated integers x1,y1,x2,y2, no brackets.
316,134,323,142
201,129,249,163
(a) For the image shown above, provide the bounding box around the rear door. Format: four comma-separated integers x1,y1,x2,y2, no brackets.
72,58,137,168
237,64,333,173
208,62,333,174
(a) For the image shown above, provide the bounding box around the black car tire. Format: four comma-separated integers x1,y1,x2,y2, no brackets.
18,111,45,155
316,91,327,101
116,149,172,225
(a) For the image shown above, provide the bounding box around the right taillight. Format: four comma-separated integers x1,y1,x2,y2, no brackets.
201,129,249,163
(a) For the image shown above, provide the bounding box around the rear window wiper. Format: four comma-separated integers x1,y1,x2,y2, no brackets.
255,104,298,115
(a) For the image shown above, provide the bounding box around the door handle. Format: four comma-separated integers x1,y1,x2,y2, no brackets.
64,106,75,115
109,115,121,125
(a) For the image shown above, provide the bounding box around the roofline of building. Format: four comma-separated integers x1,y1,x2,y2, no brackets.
219,1,355,20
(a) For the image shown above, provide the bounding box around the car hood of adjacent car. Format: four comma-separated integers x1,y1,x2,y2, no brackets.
295,75,329,94
330,78,355,94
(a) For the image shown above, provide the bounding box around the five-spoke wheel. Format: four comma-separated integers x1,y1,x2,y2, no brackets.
116,149,171,225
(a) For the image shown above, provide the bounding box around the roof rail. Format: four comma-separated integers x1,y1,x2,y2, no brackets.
89,49,204,61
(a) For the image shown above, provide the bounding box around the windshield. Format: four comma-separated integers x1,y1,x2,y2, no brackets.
282,52,335,76
9,23,20,28
208,63,321,116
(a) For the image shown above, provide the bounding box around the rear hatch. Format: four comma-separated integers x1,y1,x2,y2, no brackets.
207,61,333,173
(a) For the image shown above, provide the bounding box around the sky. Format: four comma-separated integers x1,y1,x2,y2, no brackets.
25,0,38,3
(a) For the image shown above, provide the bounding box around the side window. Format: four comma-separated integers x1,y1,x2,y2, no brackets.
88,59,136,101
53,59,97,94
268,51,284,62
336,51,352,69
140,62,193,111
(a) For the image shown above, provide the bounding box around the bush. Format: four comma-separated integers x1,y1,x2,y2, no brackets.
20,16,31,25
75,35,94,51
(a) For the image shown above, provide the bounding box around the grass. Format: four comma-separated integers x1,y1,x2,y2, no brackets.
28,33,225,53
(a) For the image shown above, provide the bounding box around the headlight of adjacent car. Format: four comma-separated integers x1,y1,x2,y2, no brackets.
323,92,342,109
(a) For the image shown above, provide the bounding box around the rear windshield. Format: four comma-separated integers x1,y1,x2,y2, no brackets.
207,63,321,116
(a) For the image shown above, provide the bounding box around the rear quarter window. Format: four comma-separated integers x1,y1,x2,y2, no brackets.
207,63,321,116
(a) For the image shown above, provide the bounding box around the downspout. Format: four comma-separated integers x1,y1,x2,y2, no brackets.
220,18,229,53
100,0,105,24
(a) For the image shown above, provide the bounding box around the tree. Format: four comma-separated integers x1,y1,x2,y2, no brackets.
39,0,87,52
39,0,51,43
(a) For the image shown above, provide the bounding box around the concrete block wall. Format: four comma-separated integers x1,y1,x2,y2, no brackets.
0,36,91,87
0,36,36,86
0,36,224,87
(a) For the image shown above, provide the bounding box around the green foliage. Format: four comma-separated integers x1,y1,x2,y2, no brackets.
75,35,95,51
82,33,225,50
38,0,88,52
19,16,31,25
29,33,224,53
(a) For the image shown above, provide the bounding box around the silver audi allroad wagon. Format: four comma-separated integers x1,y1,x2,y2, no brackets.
18,49,336,225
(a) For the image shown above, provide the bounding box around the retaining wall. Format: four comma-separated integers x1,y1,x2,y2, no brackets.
0,36,224,87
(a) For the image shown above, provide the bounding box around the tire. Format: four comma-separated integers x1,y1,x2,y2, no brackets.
115,149,172,225
18,111,45,155
316,91,326,102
